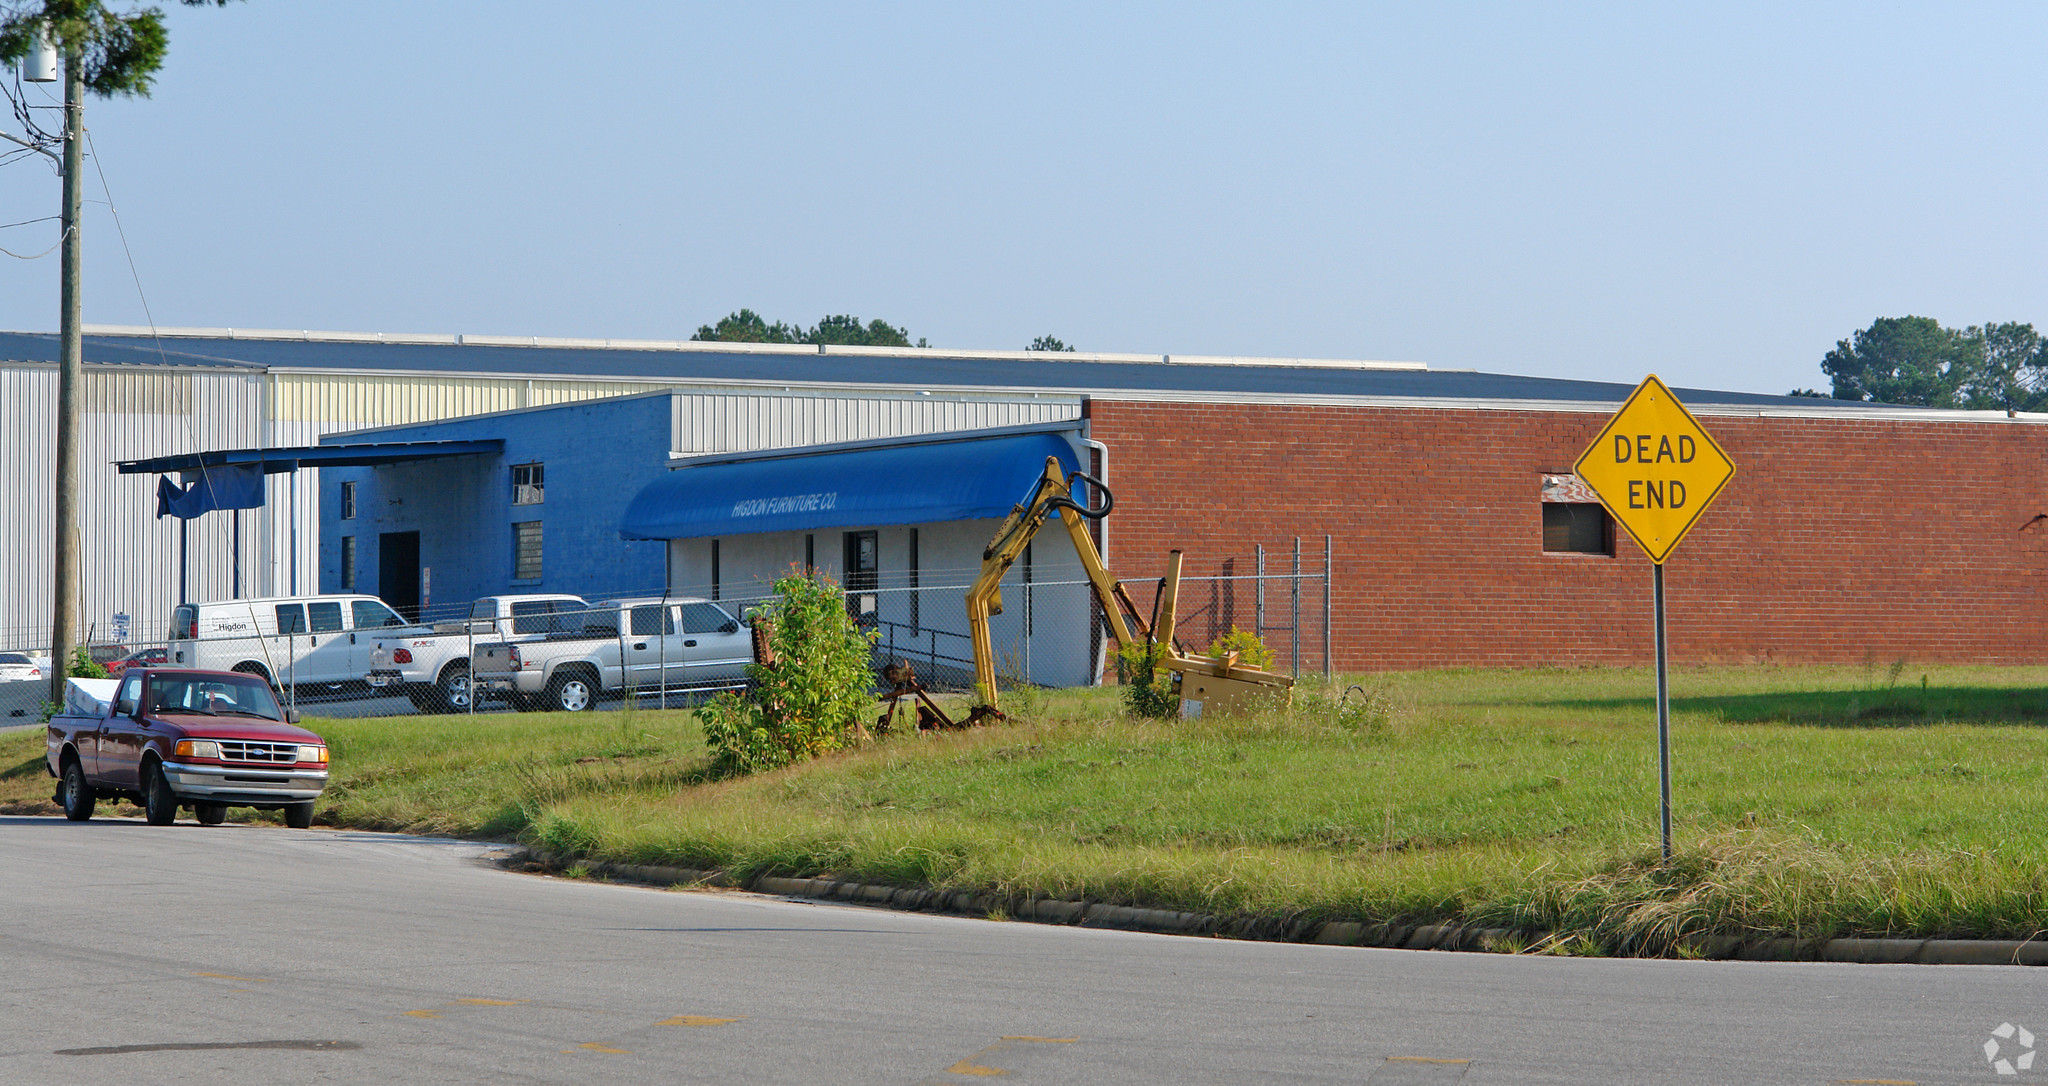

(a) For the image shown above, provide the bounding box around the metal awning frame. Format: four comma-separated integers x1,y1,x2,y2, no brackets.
115,439,504,475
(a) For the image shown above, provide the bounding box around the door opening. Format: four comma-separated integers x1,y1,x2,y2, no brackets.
843,530,878,627
379,531,422,620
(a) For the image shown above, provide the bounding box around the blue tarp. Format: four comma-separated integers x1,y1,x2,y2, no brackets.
154,464,265,520
620,431,1083,540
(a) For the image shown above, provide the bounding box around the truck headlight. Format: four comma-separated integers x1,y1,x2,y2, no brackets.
296,745,328,764
174,740,220,759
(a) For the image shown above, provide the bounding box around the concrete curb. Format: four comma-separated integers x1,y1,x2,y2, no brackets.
502,849,2048,966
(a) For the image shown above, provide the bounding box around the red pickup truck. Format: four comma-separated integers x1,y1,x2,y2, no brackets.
46,668,330,828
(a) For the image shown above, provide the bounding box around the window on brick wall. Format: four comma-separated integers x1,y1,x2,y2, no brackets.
1540,474,1613,556
513,521,543,581
340,535,356,591
340,480,356,520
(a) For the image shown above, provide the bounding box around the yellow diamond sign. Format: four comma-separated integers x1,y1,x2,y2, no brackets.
1573,374,1735,564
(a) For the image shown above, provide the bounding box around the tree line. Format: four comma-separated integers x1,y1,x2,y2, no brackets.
1799,316,2048,411
692,309,1075,353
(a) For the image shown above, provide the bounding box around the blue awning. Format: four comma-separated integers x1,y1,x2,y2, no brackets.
620,430,1082,540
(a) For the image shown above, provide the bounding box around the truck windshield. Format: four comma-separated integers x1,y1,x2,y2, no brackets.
145,674,285,720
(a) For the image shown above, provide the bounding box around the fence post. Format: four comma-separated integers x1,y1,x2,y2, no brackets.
617,606,630,712
1323,534,1333,681
1291,537,1302,682
1255,543,1266,639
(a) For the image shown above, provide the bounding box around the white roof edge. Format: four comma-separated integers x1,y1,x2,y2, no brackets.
254,366,2047,421
1161,354,1426,371
74,324,1425,370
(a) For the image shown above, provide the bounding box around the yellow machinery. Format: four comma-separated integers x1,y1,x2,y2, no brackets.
964,456,1294,723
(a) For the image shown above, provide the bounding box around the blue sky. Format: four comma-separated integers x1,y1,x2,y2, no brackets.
1,2,2043,394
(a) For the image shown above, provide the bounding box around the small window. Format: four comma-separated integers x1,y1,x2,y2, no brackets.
512,521,543,581
1543,504,1612,555
275,603,308,635
1541,473,1613,556
339,536,356,592
682,602,736,633
307,601,344,633
352,600,405,629
340,480,356,520
513,462,544,505
630,605,674,637
510,599,553,636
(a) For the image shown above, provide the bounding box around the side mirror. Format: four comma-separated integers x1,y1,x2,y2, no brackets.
114,698,136,717
722,621,739,634
285,709,301,725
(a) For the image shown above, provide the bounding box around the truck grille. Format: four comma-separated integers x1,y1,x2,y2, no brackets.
218,740,300,764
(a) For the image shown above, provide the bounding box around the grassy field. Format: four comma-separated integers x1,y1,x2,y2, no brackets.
6,661,2048,954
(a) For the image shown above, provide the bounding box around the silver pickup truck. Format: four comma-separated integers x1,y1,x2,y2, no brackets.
471,597,752,712
365,594,592,712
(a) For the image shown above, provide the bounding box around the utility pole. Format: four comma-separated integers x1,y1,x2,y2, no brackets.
47,45,82,705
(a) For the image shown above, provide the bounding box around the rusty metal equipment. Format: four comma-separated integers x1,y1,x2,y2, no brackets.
965,456,1293,723
877,659,963,731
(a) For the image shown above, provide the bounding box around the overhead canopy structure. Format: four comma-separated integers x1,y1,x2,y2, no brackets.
115,439,504,477
114,438,504,598
620,428,1084,540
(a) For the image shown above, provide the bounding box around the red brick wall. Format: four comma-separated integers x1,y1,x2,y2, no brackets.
1087,399,2048,669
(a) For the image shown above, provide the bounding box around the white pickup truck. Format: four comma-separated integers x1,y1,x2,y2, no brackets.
364,594,594,712
472,596,752,712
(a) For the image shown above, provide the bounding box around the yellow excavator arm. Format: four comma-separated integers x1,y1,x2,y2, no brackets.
964,456,1293,721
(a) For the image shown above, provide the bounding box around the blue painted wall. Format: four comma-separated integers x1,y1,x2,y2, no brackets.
319,393,674,615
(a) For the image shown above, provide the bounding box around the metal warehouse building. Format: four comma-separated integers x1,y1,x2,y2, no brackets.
4,325,2043,673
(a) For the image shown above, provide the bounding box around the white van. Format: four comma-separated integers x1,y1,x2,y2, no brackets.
168,594,423,696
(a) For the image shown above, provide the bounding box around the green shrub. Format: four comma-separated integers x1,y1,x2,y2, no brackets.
1116,640,1179,720
68,646,107,681
699,569,878,775
1205,625,1275,670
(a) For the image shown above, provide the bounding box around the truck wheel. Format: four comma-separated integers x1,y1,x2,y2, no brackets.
59,758,93,821
436,662,473,712
194,803,227,825
231,661,271,684
142,762,178,826
548,672,596,712
284,801,315,829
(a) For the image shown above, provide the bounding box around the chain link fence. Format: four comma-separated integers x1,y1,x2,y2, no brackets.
2,537,1332,722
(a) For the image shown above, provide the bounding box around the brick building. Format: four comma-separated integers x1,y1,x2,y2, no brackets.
8,325,2036,674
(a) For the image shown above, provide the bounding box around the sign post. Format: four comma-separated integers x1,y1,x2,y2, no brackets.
1573,375,1735,860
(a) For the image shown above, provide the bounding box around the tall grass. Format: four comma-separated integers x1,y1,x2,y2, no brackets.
5,662,2048,950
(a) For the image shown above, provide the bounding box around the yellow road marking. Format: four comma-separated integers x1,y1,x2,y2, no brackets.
945,1057,1008,1077
568,1041,630,1054
402,1010,442,1019
455,998,528,1006
194,973,269,983
657,1015,743,1027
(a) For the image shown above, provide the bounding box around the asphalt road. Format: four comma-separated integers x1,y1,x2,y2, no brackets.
0,815,2037,1085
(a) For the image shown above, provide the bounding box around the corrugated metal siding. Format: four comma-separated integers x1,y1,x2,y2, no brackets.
1,363,1079,651
670,391,1083,455
0,364,266,649
271,372,670,424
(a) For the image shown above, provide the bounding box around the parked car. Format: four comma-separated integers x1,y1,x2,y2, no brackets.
364,593,591,712
167,594,425,699
45,668,330,827
105,646,169,675
472,597,751,712
0,652,43,682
